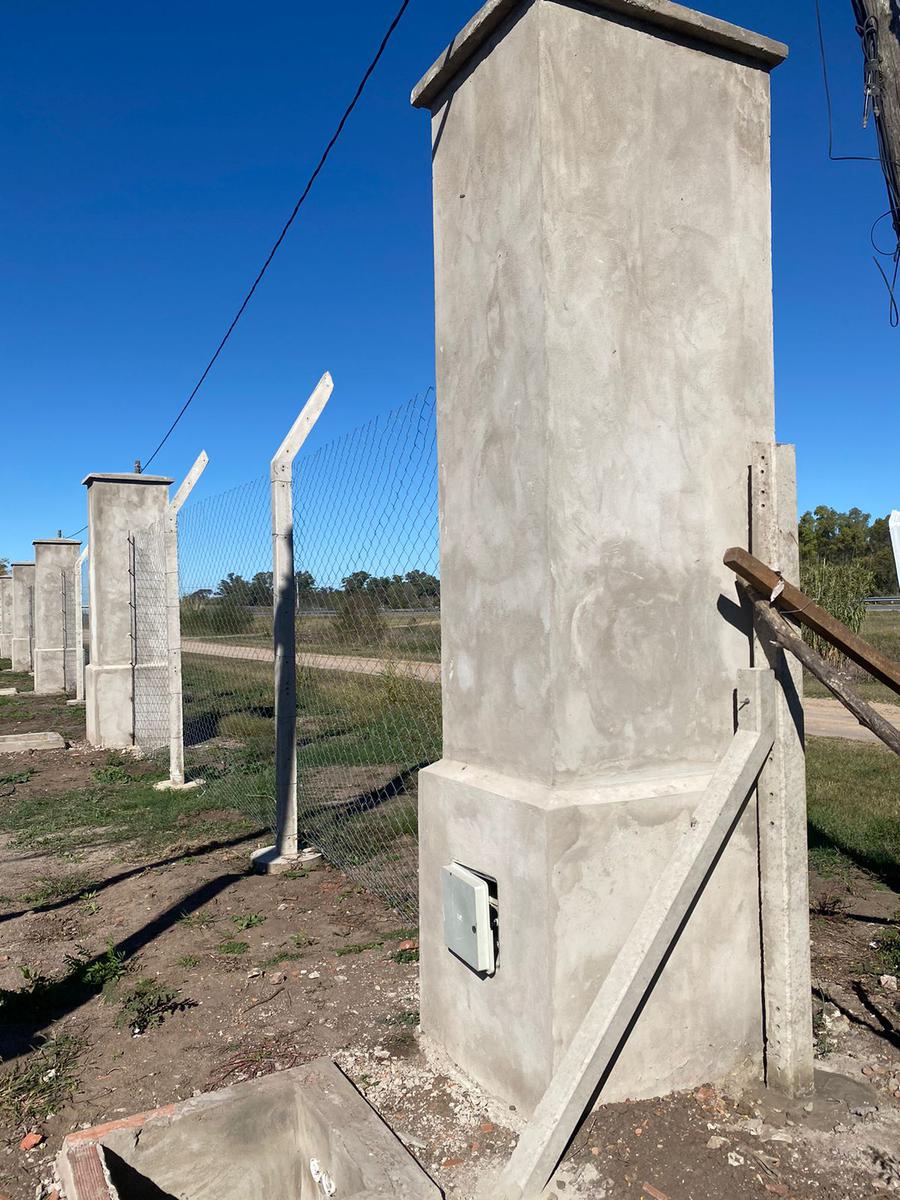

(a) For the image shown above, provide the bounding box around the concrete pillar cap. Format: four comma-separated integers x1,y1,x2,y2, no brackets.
411,0,788,110
82,472,174,486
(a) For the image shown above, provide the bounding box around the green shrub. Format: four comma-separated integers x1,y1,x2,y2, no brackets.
180,598,253,637
800,559,875,665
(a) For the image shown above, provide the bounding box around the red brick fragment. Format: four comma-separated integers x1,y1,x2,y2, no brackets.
19,1131,43,1151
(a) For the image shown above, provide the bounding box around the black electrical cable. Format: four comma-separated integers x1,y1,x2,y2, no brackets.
814,0,880,163
142,0,413,471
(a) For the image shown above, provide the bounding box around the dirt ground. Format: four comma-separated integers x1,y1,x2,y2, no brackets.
0,679,897,1200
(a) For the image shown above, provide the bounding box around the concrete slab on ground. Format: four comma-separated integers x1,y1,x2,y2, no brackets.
0,731,65,753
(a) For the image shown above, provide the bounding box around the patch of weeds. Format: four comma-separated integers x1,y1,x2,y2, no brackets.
382,927,418,942
293,932,316,949
178,955,200,969
0,1034,84,1132
178,910,215,930
281,869,308,880
22,873,97,907
0,768,34,786
260,950,304,967
231,912,265,931
336,940,383,957
873,926,900,974
218,939,249,957
92,759,132,784
808,844,854,882
383,1009,419,1027
115,978,184,1034
811,891,846,918
391,946,419,964
66,942,126,990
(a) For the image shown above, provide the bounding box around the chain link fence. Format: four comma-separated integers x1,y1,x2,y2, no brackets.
132,519,170,754
172,392,440,916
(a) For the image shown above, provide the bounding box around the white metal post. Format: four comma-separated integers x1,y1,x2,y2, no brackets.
252,372,333,874
890,510,900,591
154,451,208,790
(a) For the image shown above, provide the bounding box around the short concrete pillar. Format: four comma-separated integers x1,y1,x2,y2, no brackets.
0,575,12,660
33,539,82,694
10,563,35,673
83,473,172,748
413,1,790,1113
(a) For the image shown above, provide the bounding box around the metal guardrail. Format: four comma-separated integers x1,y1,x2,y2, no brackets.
864,596,900,610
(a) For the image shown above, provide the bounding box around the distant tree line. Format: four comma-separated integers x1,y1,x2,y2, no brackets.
798,507,897,594
185,568,440,611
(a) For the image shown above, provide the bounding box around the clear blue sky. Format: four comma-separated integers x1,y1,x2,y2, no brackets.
1,0,897,563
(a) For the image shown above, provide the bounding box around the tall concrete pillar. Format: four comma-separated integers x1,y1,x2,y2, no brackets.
0,575,12,660
412,1,789,1113
33,539,82,695
10,563,35,673
83,473,172,748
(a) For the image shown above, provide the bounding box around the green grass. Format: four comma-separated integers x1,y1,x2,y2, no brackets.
806,738,900,889
0,761,255,860
182,655,439,864
0,1035,84,1132
231,912,265,930
217,939,249,957
804,610,900,706
114,978,182,1033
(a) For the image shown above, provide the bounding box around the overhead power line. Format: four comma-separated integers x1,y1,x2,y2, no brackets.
142,0,413,471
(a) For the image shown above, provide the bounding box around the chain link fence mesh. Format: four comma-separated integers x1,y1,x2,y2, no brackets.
132,520,169,753
170,392,439,916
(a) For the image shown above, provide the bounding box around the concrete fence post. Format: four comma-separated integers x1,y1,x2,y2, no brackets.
750,443,814,1096
153,451,208,791
83,472,173,749
0,575,11,661
33,538,82,694
252,372,333,875
411,0,790,1117
10,563,35,673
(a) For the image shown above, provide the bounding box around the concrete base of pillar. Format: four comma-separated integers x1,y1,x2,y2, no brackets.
250,846,324,875
153,778,205,793
418,758,764,1117
10,638,32,674
34,648,78,695
67,699,85,707
0,688,18,696
85,663,133,748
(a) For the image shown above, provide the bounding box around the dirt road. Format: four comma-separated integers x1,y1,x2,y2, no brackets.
183,640,900,743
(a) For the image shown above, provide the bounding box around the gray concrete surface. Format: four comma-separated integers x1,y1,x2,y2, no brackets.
33,538,82,695
413,0,786,1115
82,473,172,749
58,1059,440,1199
10,562,35,673
0,731,65,752
751,444,814,1098
0,575,12,659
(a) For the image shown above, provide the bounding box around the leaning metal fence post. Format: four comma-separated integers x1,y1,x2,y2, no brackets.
154,451,209,792
252,371,333,874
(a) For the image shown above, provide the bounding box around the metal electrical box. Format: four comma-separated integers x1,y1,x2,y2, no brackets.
441,862,496,975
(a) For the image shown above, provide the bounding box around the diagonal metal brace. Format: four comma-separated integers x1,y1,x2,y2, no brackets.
494,667,777,1200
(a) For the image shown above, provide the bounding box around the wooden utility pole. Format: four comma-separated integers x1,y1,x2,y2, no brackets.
852,0,900,242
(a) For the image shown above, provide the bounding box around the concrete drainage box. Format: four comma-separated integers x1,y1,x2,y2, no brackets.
58,1058,441,1199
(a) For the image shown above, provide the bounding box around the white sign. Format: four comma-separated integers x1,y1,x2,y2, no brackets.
890,510,900,591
